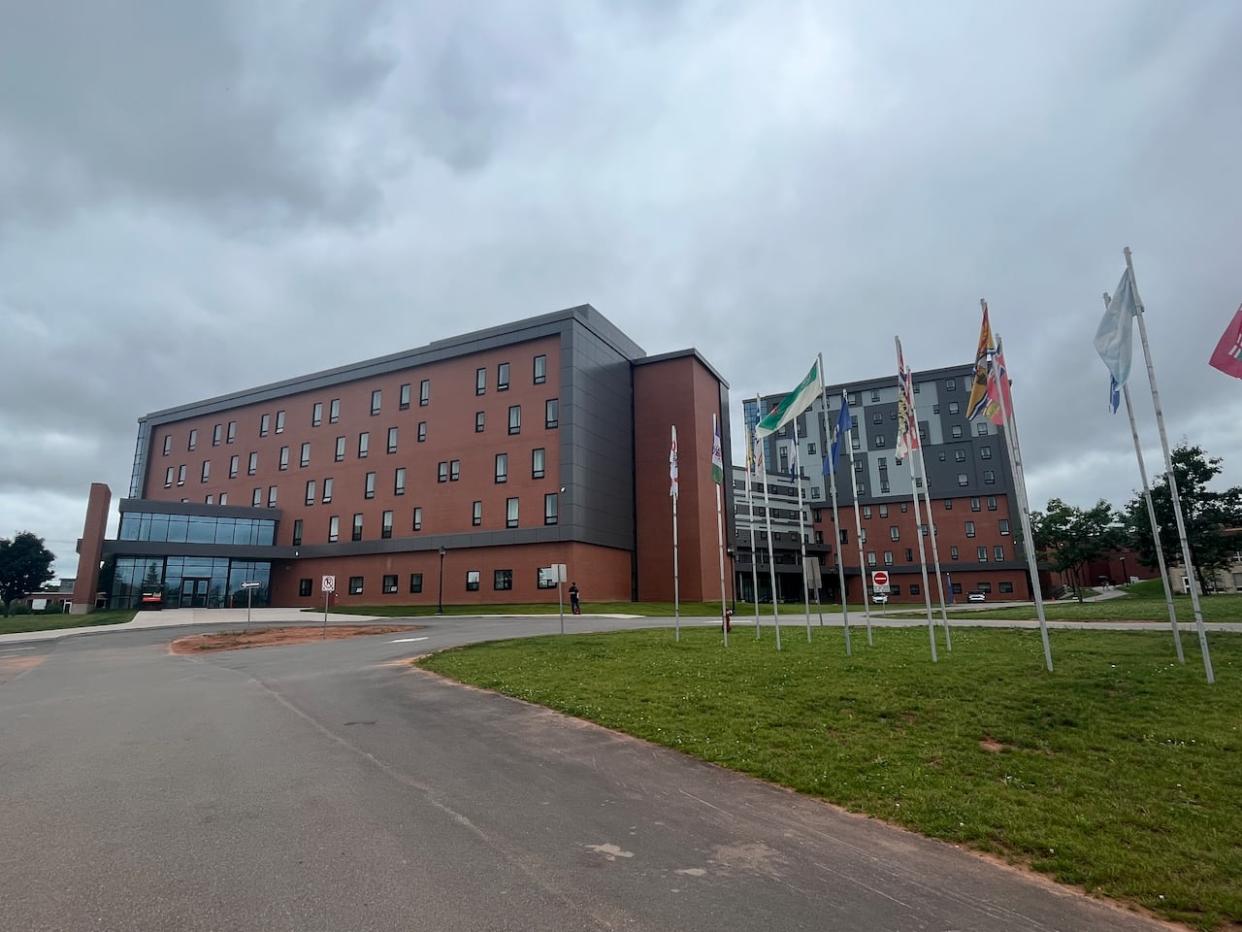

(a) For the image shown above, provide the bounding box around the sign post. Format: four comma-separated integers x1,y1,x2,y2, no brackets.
871,570,891,600
321,575,336,639
241,580,261,630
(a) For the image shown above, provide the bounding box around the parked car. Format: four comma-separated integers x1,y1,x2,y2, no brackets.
967,591,986,603
872,593,888,605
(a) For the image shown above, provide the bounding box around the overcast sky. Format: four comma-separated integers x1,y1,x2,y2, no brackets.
2,0,1240,577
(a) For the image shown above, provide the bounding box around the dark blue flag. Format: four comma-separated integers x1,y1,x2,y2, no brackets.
823,395,851,477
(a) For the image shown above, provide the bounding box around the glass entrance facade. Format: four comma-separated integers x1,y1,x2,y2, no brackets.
111,556,271,610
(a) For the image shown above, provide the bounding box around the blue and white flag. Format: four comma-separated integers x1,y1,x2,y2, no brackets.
823,395,851,478
1095,271,1138,410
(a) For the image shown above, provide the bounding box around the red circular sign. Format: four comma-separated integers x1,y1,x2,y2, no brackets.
872,570,890,586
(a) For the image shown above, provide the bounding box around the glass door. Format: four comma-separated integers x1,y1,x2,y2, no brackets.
179,578,210,608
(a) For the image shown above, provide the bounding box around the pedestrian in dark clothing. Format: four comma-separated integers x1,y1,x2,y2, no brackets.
569,582,581,615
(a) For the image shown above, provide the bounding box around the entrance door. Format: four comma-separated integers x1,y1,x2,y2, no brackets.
179,578,210,608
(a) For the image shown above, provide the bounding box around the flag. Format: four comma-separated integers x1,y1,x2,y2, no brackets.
755,359,820,439
895,340,920,459
1095,268,1137,390
1108,376,1121,414
669,425,679,497
983,338,1014,426
789,438,800,481
823,395,851,477
966,307,995,420
710,416,724,485
753,433,765,475
1209,304,1242,380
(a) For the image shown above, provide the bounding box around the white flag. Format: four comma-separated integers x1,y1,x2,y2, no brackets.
669,425,679,497
1095,268,1137,388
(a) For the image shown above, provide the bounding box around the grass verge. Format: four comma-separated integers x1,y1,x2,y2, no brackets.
308,601,869,619
420,626,1242,929
0,609,136,636
898,593,1242,623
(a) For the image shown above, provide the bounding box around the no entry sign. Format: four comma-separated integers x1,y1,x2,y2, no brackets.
871,570,890,592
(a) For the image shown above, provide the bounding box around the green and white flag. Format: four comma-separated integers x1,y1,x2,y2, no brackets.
711,414,724,484
755,359,820,439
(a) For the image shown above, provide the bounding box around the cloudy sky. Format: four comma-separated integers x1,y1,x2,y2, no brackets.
2,0,1240,577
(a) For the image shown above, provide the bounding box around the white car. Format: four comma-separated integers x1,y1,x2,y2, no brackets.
872,593,888,605
967,592,986,603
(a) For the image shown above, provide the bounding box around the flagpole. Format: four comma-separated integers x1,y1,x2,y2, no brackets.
988,310,1053,672
1104,292,1184,662
791,416,813,643
671,426,681,643
745,419,761,639
1124,248,1214,683
897,336,937,663
843,394,874,646
713,414,729,648
818,354,852,656
757,397,782,651
908,388,952,652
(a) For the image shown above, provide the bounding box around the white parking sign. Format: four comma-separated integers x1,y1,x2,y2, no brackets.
322,575,336,594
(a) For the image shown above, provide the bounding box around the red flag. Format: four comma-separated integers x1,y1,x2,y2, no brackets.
984,341,1014,426
1209,305,1242,380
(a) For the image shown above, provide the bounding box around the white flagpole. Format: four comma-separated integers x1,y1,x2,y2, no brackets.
908,383,952,652
1105,292,1184,663
757,397,782,652
897,336,937,663
818,354,852,656
713,414,729,648
745,424,761,639
791,416,813,643
844,394,874,646
988,311,1053,672
1124,248,1214,683
671,424,681,643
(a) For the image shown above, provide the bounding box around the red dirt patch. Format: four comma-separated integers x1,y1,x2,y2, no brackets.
170,625,420,654
979,737,1010,753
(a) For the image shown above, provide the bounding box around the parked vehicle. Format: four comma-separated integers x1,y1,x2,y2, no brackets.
872,593,888,605
967,591,986,603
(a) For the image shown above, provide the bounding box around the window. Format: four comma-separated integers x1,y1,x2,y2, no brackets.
394,467,406,495
537,568,556,589
946,378,956,391
252,487,262,507
532,447,546,479
497,362,510,391
450,460,460,481
279,446,289,471
352,513,363,541
544,492,559,525
883,551,894,566
879,504,889,518
297,442,310,468
872,411,883,425
1000,581,1014,594
412,507,423,531
399,383,411,410
312,402,323,426
999,518,1010,535
980,445,992,460
177,464,187,485
383,574,398,594
866,552,877,567
533,354,547,384
870,389,880,402
329,398,340,423
904,548,913,562
965,520,976,538
248,452,258,476
875,435,886,447
349,576,364,595
475,411,485,433
267,485,278,507
957,473,968,487
890,584,902,595
358,432,369,458
508,405,521,435
438,462,448,483
978,546,989,562
260,414,270,437
305,480,316,505
292,519,303,546
987,496,998,511
162,466,174,487
200,460,210,482
417,421,427,443
889,526,900,540
494,569,513,590
475,367,487,395
275,410,285,434
955,449,967,463
860,528,868,543
382,511,393,539
862,505,872,519
212,424,222,446
466,571,480,592
948,401,960,415
227,421,237,443
545,398,559,429
938,452,946,461
419,379,430,406
900,502,908,513
371,389,382,415
971,497,981,512
944,499,953,511
163,435,172,455
855,459,863,472
335,436,346,462
220,493,228,505
951,581,963,594
983,470,996,485
386,427,398,454
329,515,339,543
472,501,482,526
506,497,519,528
322,477,333,503
951,425,963,439
495,453,508,483
994,545,1005,562
409,573,423,594
978,581,993,594
188,429,198,451
950,545,959,560
910,583,920,595
299,578,312,597
364,472,376,499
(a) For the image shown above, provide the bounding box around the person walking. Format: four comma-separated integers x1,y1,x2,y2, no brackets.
569,582,581,615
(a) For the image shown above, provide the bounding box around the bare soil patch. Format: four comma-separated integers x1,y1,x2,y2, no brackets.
170,625,419,654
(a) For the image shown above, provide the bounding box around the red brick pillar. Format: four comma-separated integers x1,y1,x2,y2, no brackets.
70,483,112,614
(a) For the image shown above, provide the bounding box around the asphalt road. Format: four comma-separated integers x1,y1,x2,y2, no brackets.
0,618,1170,931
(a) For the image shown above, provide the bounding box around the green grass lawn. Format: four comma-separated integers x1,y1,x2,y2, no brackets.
0,609,136,636
420,626,1242,929
312,601,870,619
914,592,1242,623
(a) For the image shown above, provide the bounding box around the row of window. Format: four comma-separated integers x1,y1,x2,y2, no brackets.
474,355,548,395
879,580,1015,596
291,493,560,545
864,544,1011,565
298,564,551,598
825,514,1011,546
860,496,1001,518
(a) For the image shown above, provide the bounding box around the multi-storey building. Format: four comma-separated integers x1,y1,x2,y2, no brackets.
737,364,1033,604
71,306,734,611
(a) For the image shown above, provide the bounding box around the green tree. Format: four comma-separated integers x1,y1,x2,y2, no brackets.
1125,444,1242,594
1032,498,1126,601
0,532,57,606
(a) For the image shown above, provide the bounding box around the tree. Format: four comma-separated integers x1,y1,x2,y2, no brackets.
0,532,57,606
1125,444,1242,594
1031,498,1126,601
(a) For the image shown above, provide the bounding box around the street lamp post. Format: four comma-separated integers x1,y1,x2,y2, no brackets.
437,546,446,615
